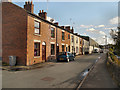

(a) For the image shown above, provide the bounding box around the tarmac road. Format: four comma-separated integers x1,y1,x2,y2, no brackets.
2,53,100,88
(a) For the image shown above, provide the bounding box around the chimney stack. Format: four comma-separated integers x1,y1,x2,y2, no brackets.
75,33,78,35
54,22,59,26
38,10,47,20
24,1,34,13
65,26,71,31
61,26,65,29
71,27,74,33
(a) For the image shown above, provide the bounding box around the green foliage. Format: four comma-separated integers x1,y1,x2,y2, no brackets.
115,36,120,56
110,28,120,56
109,48,114,52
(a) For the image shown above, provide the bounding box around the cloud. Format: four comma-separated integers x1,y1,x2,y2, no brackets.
99,31,106,35
104,27,117,30
94,25,105,28
95,36,114,45
80,24,105,29
97,25,105,28
86,28,97,32
86,28,106,35
110,17,118,25
80,25,94,28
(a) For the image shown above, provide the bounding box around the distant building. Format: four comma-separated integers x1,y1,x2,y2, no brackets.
80,36,99,54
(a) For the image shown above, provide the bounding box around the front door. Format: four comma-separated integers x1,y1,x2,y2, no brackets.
42,45,46,61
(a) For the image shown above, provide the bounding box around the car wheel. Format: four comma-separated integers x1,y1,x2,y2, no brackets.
67,58,69,62
73,58,75,61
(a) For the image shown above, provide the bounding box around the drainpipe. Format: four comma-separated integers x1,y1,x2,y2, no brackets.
56,28,57,59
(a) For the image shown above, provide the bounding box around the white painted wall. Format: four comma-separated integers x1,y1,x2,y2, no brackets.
83,39,89,54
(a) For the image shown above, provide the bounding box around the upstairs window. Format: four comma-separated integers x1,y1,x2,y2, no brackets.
62,32,65,40
34,21,40,34
68,34,70,39
76,37,78,43
71,36,74,42
51,27,55,38
80,39,82,44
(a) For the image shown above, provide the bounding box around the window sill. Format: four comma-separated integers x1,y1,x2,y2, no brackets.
62,40,65,41
34,34,41,36
51,55,55,56
51,38,55,39
34,56,40,58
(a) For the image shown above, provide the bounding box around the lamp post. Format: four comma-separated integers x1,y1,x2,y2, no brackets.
103,35,107,53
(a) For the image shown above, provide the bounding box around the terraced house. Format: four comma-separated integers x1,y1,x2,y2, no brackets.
2,1,83,66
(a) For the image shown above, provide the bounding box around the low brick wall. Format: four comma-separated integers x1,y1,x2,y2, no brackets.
107,53,120,87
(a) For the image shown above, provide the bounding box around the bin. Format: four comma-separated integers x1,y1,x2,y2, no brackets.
9,56,16,66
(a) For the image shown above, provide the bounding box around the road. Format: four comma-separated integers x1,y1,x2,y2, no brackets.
3,53,100,88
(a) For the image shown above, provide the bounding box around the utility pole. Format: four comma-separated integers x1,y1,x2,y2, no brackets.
70,18,75,55
47,0,49,13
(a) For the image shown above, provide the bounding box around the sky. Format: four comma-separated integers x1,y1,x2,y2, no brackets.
13,1,118,45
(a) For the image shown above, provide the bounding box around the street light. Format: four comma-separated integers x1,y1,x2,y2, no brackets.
103,35,107,53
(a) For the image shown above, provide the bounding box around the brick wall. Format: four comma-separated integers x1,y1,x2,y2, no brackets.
27,15,57,65
2,2,82,66
2,2,28,65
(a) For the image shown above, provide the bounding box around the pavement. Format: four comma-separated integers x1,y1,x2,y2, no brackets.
81,53,118,88
2,54,100,88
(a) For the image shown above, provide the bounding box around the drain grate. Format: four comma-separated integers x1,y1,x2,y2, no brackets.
41,77,55,81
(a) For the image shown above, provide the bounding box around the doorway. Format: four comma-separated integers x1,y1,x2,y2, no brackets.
42,42,46,61
57,46,59,56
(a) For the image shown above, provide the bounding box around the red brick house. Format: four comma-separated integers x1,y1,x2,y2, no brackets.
2,1,73,65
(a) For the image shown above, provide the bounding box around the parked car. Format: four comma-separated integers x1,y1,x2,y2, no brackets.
57,52,75,62
93,49,98,53
100,49,103,53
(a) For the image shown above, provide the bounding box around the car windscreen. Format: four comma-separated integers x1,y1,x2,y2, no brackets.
58,52,66,55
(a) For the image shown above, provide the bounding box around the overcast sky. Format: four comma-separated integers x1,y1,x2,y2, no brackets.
13,1,118,45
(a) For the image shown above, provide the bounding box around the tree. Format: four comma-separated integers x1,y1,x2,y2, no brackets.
115,27,120,56
110,29,117,43
110,27,120,56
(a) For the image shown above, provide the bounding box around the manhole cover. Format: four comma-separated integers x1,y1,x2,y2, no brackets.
41,77,55,81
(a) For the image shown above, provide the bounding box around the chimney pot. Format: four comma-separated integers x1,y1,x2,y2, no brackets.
25,1,28,5
54,22,59,26
24,0,34,13
28,1,30,4
40,10,41,13
65,26,71,31
61,26,65,29
31,0,33,4
71,27,74,33
38,10,47,20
